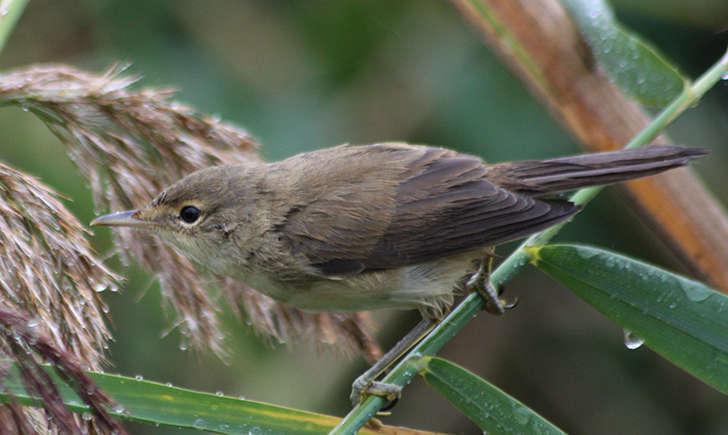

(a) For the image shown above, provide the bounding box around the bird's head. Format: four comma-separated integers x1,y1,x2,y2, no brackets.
90,165,249,265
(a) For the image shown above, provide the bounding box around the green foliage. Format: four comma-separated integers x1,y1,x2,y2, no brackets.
0,365,369,434
0,1,726,434
413,356,565,434
528,244,728,394
562,0,687,106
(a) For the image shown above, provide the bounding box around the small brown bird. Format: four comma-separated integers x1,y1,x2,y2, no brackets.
91,143,705,318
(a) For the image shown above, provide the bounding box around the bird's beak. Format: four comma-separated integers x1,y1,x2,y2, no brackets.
90,210,148,228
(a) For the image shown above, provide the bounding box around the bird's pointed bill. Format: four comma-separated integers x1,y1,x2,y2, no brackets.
90,210,146,227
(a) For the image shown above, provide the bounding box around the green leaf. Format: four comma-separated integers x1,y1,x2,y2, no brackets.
411,356,565,434
561,0,687,106
0,364,377,434
0,0,29,54
527,244,728,394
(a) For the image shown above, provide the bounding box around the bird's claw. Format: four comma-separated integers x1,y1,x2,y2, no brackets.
480,278,505,315
466,252,517,315
350,378,402,407
485,293,519,314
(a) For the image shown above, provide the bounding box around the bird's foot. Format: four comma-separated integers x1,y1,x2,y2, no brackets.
466,251,518,314
349,319,433,407
350,377,401,407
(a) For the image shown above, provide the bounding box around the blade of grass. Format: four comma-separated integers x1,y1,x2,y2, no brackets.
562,0,687,106
0,364,407,434
412,356,566,434
0,0,28,54
527,244,728,394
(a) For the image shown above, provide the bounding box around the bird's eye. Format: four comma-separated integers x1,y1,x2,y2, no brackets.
179,205,201,224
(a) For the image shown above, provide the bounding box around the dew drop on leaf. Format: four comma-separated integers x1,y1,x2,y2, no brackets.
193,418,206,428
623,329,644,350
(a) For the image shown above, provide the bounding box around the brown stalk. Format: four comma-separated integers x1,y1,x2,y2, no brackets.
451,0,728,290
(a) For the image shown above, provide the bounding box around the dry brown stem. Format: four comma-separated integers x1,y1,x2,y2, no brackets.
452,0,728,290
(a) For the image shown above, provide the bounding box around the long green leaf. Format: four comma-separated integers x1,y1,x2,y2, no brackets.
0,0,29,54
527,244,728,393
412,356,565,434
0,364,380,434
562,0,687,106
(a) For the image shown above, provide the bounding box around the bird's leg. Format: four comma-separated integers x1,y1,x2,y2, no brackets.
466,248,518,314
350,318,434,406
350,249,518,407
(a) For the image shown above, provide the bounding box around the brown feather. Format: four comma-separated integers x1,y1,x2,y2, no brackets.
275,143,580,275
486,145,707,195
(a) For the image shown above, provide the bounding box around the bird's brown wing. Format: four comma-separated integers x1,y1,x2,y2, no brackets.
276,143,579,276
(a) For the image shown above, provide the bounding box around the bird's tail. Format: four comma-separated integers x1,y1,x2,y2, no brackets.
487,145,707,196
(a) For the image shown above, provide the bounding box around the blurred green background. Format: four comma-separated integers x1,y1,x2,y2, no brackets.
0,1,726,433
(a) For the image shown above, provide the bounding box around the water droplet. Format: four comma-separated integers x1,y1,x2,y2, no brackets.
26,320,38,328
193,418,206,428
678,278,711,302
513,406,531,425
179,342,188,351
623,329,644,350
165,382,173,387
722,72,728,80
215,391,223,396
134,374,144,380
81,412,93,421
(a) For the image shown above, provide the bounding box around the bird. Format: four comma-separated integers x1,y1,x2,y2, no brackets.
91,142,705,402
91,142,705,319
